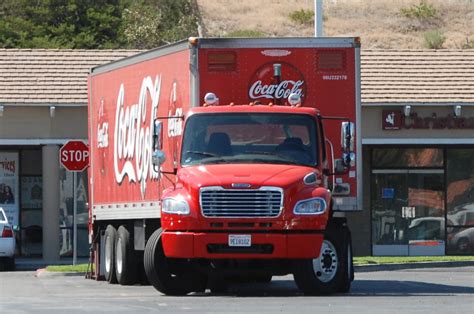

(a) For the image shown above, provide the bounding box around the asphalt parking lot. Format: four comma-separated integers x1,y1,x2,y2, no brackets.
1,266,473,313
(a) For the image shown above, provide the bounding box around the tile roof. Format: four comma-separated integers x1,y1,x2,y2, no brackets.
0,48,473,106
361,50,474,104
0,49,140,105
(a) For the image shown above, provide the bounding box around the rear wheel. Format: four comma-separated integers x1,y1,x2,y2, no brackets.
293,224,350,295
104,225,117,283
115,226,136,285
144,228,206,295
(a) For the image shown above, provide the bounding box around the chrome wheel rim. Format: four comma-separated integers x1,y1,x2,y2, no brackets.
313,240,338,283
116,238,123,274
105,235,111,273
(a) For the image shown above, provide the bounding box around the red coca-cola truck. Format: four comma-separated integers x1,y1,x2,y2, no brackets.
88,37,361,295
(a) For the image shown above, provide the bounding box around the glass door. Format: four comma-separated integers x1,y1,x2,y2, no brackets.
372,169,445,256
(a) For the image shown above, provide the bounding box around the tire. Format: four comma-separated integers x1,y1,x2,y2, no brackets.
115,226,136,285
457,237,469,253
104,225,118,284
144,228,206,295
338,228,353,293
293,225,349,295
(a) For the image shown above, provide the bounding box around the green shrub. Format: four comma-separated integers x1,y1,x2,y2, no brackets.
224,29,266,38
400,1,438,21
423,29,445,49
289,9,314,25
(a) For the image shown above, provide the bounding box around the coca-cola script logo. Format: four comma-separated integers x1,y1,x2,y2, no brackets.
114,75,162,198
248,62,306,104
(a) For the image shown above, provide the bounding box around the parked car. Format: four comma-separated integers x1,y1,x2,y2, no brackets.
0,207,16,271
449,227,474,253
407,217,445,241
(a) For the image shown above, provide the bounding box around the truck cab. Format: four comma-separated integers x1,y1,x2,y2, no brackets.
147,100,354,295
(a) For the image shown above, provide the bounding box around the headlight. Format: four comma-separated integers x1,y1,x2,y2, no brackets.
293,197,326,215
162,197,190,215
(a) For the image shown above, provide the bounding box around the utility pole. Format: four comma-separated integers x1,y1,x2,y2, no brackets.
314,0,323,37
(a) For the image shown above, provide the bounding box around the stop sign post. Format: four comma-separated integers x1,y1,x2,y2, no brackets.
60,140,89,265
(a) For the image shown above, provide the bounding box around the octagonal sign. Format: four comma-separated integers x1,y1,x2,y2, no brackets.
60,140,89,172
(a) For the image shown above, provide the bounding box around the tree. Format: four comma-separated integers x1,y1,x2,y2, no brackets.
121,0,198,49
0,0,125,48
0,0,198,49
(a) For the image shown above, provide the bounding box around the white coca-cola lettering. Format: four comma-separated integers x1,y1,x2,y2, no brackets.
114,76,161,198
168,107,183,137
249,80,304,100
97,122,109,148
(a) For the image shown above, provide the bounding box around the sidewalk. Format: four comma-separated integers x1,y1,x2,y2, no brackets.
355,260,474,272
15,257,89,271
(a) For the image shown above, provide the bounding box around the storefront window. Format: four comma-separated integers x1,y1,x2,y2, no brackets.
59,167,89,257
371,147,446,256
372,148,443,168
446,149,474,254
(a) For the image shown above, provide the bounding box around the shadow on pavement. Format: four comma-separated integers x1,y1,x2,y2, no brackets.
188,279,474,297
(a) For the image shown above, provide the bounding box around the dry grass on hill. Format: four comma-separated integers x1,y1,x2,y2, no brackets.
197,0,474,49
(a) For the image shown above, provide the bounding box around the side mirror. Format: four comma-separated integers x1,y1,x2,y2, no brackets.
152,120,166,168
340,122,355,167
153,120,163,151
152,150,166,168
333,159,346,175
13,225,20,232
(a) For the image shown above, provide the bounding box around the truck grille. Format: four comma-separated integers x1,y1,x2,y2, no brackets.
200,187,283,218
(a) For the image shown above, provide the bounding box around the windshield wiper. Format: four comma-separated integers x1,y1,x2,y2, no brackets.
243,151,277,156
185,150,219,157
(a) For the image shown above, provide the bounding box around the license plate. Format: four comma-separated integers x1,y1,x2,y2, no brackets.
228,234,251,247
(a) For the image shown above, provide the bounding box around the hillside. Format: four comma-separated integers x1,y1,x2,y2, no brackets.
197,0,474,49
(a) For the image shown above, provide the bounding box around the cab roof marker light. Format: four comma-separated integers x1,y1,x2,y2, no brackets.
188,37,199,46
204,92,219,106
288,93,302,107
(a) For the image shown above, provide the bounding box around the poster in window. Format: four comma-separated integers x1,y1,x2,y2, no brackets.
21,177,43,209
0,152,19,226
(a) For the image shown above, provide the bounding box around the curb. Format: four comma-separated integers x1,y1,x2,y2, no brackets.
35,268,86,278
355,261,474,272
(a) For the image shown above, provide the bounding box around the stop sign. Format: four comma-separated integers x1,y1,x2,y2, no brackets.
60,140,90,172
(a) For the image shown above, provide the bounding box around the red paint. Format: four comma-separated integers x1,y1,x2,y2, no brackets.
88,39,359,266
162,231,323,259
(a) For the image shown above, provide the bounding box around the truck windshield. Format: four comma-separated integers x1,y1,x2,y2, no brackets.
181,113,318,167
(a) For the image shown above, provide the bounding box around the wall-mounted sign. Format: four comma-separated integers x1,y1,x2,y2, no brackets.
382,110,402,130
382,111,474,130
382,188,395,199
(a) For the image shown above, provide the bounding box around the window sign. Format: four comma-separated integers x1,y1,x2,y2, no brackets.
0,152,19,226
21,177,42,209
402,206,416,218
382,188,395,199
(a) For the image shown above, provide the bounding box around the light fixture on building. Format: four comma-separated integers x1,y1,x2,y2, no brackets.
453,105,462,117
404,105,411,117
0,105,4,117
50,105,56,118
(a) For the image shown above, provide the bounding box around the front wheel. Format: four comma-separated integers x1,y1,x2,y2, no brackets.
293,226,350,295
144,228,206,295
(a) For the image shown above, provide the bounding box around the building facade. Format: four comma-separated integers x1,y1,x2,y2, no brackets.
0,48,472,261
347,50,474,256
0,49,138,261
